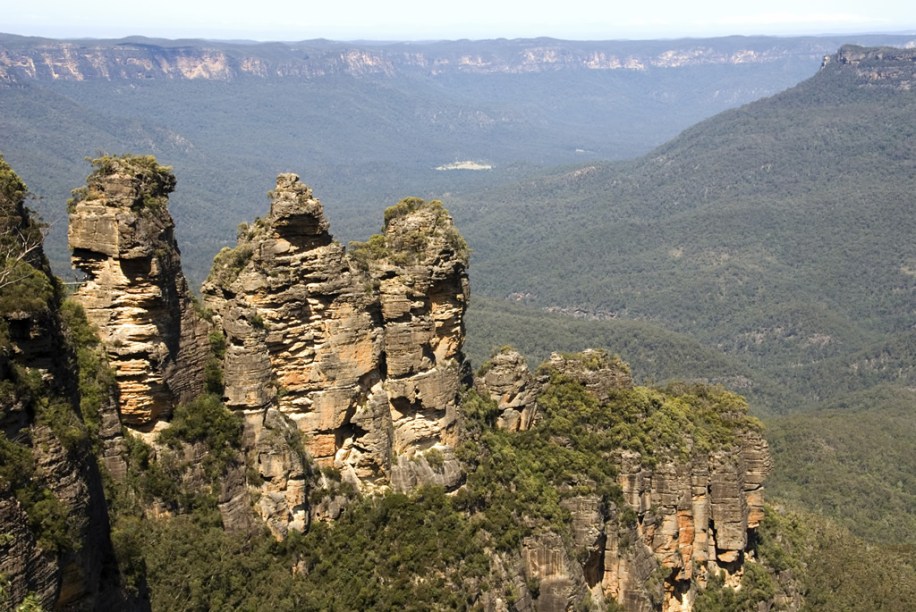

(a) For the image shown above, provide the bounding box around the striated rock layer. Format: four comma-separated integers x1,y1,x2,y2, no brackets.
200,177,469,527
1,156,135,610
68,156,209,426
65,163,470,537
59,158,774,611
479,350,772,612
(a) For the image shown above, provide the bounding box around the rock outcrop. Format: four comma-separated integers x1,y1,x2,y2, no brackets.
370,197,470,489
476,347,538,432
56,156,776,610
201,173,384,497
824,44,916,90
480,349,772,611
65,163,470,537
68,155,209,426
607,433,770,610
199,177,469,527
0,156,135,610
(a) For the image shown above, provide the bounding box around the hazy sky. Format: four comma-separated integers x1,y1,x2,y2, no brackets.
4,0,915,41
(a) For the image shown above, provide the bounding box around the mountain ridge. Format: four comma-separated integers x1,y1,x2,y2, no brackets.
2,33,914,83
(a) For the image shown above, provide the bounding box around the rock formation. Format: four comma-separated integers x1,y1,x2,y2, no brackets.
476,347,538,432
36,155,777,610
2,36,903,84
68,155,209,426
202,180,469,500
824,44,916,90
63,162,471,538
490,350,771,611
0,156,135,610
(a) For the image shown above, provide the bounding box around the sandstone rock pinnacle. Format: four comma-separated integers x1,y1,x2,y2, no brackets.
203,178,470,501
68,155,210,426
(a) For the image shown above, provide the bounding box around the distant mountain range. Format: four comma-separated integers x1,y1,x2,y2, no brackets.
2,33,913,81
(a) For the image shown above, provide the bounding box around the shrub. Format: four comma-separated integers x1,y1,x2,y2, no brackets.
207,244,253,288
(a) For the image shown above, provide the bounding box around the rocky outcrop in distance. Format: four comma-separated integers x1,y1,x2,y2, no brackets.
822,44,916,90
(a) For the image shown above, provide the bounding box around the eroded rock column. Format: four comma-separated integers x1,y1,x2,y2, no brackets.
69,155,209,426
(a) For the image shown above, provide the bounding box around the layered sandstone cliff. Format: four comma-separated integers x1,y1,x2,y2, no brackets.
0,156,132,610
478,350,771,611
201,178,469,501
2,36,905,84
68,155,209,426
64,162,470,538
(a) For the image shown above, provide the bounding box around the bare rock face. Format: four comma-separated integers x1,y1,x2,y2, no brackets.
476,348,538,431
201,174,375,531
1,156,133,609
609,432,770,609
372,198,470,486
242,408,310,537
827,44,916,90
521,532,590,612
203,179,470,502
68,156,209,426
520,350,771,611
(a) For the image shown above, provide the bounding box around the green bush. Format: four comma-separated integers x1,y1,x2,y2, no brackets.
207,244,253,288
158,394,242,471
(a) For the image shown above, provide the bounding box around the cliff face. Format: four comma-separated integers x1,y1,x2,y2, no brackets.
0,157,132,610
1,35,901,84
824,44,916,90
68,156,210,426
478,349,771,611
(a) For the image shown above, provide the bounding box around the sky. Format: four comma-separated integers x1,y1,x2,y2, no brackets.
3,0,915,42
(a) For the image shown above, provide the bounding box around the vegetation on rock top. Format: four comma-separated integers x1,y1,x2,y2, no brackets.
67,154,176,212
350,196,469,269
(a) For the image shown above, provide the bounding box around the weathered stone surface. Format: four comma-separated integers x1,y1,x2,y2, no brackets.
476,348,538,431
1,158,136,610
69,156,209,426
607,431,771,609
0,490,59,608
376,198,470,477
390,446,464,493
203,180,470,503
202,175,385,493
522,532,589,612
242,408,310,538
